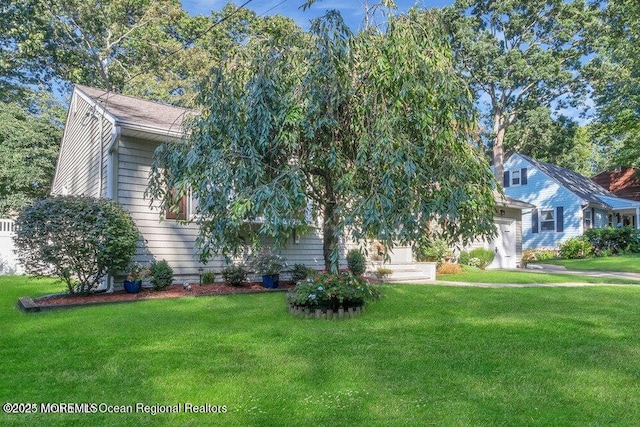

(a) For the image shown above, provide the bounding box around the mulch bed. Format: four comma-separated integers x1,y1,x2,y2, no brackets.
33,282,296,308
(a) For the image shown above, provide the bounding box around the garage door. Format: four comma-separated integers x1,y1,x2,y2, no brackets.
488,218,516,269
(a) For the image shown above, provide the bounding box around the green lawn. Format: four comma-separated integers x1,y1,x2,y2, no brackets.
530,254,640,273
438,269,640,284
3,276,640,426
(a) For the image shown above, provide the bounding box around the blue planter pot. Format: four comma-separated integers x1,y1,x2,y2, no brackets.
262,274,279,289
124,279,142,293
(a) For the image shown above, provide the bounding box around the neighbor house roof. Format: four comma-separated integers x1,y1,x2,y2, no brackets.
515,153,640,210
592,168,640,202
75,84,196,136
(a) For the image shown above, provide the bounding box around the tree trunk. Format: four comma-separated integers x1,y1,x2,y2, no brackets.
322,200,339,273
492,112,506,183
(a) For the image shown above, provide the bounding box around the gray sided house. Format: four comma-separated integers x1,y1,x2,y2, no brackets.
52,85,329,287
502,153,640,250
52,85,532,287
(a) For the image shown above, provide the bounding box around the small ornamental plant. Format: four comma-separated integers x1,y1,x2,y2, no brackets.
287,272,381,312
149,259,174,290
249,251,287,276
126,262,150,282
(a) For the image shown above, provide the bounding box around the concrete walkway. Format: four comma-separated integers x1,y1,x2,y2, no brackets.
434,264,640,288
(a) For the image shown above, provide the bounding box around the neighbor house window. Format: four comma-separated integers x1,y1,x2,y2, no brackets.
511,169,521,186
540,209,555,231
584,210,592,229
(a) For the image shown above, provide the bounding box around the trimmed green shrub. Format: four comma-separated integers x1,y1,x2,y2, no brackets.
150,259,174,290
221,264,247,286
584,226,640,254
346,249,366,276
458,251,470,265
558,236,593,259
201,271,217,284
13,196,140,294
468,248,495,270
291,264,313,282
415,236,450,265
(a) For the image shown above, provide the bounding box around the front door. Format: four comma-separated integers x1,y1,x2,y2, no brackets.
489,218,516,269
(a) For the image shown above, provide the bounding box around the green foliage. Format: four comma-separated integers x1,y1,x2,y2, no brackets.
221,265,247,287
503,105,598,176
444,0,594,179
148,8,497,273
248,251,287,276
521,248,558,266
286,272,381,311
415,237,450,265
374,267,394,281
291,264,313,283
458,251,470,265
201,271,217,284
149,259,174,290
586,1,640,168
0,102,62,215
558,237,594,259
13,196,140,294
468,248,495,270
584,227,640,255
346,249,367,276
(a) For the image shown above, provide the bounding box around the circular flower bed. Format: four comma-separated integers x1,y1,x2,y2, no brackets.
286,272,381,319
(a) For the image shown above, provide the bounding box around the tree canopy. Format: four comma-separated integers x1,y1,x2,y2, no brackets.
587,0,640,167
443,0,595,181
148,9,497,271
0,101,62,216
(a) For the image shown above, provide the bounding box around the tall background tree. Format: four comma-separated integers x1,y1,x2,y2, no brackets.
443,0,596,181
148,9,497,271
587,0,640,167
0,100,62,216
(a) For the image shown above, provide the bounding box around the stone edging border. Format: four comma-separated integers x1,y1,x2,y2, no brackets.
288,302,365,319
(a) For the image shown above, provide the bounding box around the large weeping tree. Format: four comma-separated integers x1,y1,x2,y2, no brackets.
148,9,497,272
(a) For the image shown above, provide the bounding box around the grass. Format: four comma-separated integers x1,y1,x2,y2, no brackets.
3,276,640,425
530,254,640,273
438,269,640,284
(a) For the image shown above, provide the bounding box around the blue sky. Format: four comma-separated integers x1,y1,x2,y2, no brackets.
181,1,455,30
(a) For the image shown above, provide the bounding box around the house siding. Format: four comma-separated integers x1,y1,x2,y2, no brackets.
52,92,113,198
504,154,583,250
116,137,326,283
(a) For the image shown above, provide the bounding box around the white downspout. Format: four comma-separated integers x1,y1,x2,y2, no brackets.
104,125,121,293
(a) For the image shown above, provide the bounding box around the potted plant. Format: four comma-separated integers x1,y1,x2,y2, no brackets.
123,262,149,293
250,251,287,289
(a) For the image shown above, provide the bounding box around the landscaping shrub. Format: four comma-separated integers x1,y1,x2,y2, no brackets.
201,271,216,284
346,249,366,276
458,251,470,266
436,262,464,275
286,272,380,311
149,259,174,290
374,267,394,281
13,196,139,294
468,248,495,270
521,248,557,267
291,264,313,282
558,236,593,259
584,226,640,254
415,236,451,266
221,264,247,286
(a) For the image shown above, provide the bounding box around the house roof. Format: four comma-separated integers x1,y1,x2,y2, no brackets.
515,153,616,206
494,190,535,210
75,85,195,135
592,168,640,202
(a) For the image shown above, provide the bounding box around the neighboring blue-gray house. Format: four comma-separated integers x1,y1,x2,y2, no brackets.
502,153,640,250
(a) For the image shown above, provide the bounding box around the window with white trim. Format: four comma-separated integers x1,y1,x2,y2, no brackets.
540,209,555,232
511,169,521,186
584,209,592,229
